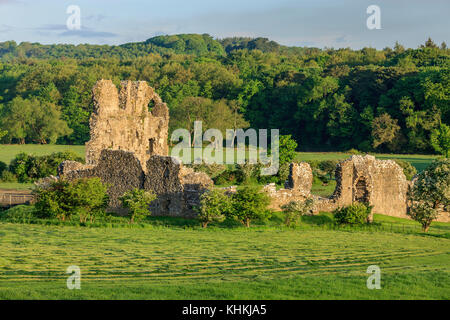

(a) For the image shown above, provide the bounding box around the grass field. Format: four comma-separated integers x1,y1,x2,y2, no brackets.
294,152,439,172
0,214,448,299
0,144,85,164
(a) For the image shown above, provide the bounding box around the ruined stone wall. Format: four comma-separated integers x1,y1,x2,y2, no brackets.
144,156,213,217
266,156,449,222
59,151,213,216
264,162,313,210
314,155,409,217
313,155,450,222
86,80,169,171
59,150,145,214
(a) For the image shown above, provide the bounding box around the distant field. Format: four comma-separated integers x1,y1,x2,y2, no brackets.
0,216,448,299
0,144,85,165
295,152,438,172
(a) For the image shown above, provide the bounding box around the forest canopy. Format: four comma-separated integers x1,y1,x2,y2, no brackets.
0,34,448,155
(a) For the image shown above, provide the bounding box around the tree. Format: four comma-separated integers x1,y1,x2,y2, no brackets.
422,37,438,49
371,113,400,150
170,96,247,140
60,86,90,144
0,129,7,140
333,203,373,225
281,198,315,226
27,98,72,144
408,159,450,232
2,97,72,144
195,189,230,228
278,135,298,166
319,160,339,179
120,188,157,223
1,97,30,144
34,178,109,222
229,186,270,227
430,123,450,157
393,159,417,180
34,180,72,221
67,178,109,223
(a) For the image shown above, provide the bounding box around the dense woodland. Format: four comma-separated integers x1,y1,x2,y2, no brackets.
0,34,448,154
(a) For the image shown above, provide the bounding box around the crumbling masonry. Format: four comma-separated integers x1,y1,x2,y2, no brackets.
267,155,449,222
86,80,169,171
59,80,212,217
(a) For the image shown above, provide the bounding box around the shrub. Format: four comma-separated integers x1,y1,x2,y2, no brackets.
34,180,72,220
213,169,238,186
1,170,17,183
9,152,31,183
408,159,449,232
333,203,373,225
393,159,417,180
67,178,109,223
9,151,83,183
281,198,315,226
34,177,108,222
276,162,290,185
318,160,339,179
346,148,362,155
195,189,231,228
278,135,298,166
0,205,35,222
229,186,270,227
120,188,157,223
308,161,329,185
235,161,259,184
188,163,226,178
0,161,7,175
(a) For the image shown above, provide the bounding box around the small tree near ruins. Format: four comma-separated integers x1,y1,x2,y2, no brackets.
408,159,450,232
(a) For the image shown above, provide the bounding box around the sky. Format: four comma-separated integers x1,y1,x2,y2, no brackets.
0,0,448,49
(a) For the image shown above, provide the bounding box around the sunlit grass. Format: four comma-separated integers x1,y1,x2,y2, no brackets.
0,219,448,300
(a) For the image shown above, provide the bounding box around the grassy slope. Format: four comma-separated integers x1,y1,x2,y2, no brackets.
0,218,448,300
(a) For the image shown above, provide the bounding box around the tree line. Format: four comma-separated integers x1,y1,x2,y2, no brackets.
0,34,449,155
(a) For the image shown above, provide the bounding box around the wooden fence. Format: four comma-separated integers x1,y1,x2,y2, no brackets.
0,191,34,207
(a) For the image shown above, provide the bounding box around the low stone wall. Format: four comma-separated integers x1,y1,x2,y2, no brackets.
271,155,449,223
59,150,213,217
263,162,313,210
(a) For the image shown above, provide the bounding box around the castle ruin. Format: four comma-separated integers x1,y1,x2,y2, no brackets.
86,80,169,170
267,155,449,222
59,80,212,216
58,79,448,222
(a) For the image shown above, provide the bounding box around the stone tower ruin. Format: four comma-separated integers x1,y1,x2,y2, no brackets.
59,80,213,217
86,80,169,170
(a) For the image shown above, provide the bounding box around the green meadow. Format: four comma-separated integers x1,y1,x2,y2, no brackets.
0,212,449,300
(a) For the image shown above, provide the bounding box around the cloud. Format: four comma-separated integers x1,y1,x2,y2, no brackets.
59,29,117,38
37,24,67,31
0,0,19,4
34,24,117,38
85,14,107,23
0,24,14,32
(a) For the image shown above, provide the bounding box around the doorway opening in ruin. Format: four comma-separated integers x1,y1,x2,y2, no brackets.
165,199,171,212
149,138,155,155
354,178,369,203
